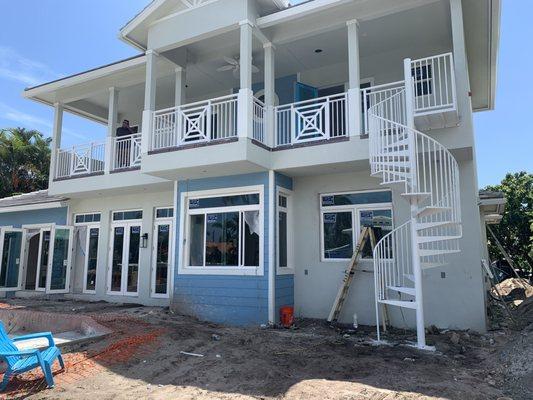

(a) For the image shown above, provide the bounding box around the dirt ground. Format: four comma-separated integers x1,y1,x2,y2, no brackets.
0,287,531,400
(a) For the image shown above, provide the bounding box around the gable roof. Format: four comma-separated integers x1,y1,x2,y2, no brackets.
119,0,290,50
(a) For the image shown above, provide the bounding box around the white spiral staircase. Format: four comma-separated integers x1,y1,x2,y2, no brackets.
368,56,462,349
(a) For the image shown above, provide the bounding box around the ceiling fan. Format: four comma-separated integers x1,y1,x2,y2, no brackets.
216,56,260,78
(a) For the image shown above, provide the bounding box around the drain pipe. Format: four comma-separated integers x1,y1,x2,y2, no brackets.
268,170,276,324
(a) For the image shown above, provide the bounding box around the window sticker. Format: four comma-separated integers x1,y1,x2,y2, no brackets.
322,195,334,206
207,214,218,224
131,226,141,234
323,213,337,224
159,225,169,233
189,199,200,209
360,210,374,227
115,227,124,236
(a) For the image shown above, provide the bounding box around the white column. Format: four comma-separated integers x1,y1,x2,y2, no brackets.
264,43,275,147
174,66,186,107
238,21,254,138
403,57,427,349
49,102,63,184
346,19,361,137
141,50,158,153
105,87,119,173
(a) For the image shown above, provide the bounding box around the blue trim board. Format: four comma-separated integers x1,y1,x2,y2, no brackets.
0,207,68,228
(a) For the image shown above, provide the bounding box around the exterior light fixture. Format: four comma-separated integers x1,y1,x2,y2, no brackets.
314,49,323,53
141,233,149,248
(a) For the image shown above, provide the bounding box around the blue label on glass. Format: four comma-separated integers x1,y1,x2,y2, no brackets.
322,195,334,206
159,225,169,233
189,199,200,208
116,227,124,235
360,210,374,227
131,226,141,234
324,213,336,223
207,215,218,224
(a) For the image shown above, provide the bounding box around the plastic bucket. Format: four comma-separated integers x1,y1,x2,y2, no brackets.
280,305,294,328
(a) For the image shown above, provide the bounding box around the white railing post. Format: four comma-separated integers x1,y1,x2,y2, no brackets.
237,89,253,138
104,136,113,173
290,104,296,144
324,98,331,139
347,19,361,137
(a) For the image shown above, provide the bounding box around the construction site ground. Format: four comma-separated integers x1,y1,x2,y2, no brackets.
0,280,531,400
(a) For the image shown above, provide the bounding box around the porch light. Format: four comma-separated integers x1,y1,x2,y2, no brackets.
141,233,149,248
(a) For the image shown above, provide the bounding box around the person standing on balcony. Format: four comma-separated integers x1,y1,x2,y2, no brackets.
116,119,133,168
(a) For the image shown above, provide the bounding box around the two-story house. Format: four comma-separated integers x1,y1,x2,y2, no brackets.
0,0,500,348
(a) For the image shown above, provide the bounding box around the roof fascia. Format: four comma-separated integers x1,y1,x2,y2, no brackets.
0,201,67,214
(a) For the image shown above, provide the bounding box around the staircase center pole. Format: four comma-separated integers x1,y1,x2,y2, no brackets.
404,58,427,349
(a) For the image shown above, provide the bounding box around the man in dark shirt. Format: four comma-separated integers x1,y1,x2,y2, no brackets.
116,119,133,137
116,120,133,168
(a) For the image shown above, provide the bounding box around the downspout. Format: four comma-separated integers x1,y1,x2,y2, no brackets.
268,170,276,324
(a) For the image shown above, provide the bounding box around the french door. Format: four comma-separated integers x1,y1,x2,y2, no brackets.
108,222,141,296
0,227,25,291
151,219,173,298
45,225,74,294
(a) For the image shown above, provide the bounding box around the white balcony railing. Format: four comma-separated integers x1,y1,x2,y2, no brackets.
275,93,347,146
113,133,142,170
411,52,456,115
361,81,405,135
252,97,266,144
152,94,239,151
55,141,106,179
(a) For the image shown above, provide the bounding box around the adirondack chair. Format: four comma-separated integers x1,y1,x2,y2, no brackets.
0,322,64,390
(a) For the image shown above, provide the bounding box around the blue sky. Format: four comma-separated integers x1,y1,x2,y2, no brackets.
0,0,529,187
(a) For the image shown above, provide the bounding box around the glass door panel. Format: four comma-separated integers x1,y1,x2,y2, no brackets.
84,227,99,292
126,225,140,294
110,226,124,292
36,230,51,290
0,229,24,290
153,223,170,296
47,226,73,293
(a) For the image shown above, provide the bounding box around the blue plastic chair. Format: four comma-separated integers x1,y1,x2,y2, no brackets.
0,322,64,390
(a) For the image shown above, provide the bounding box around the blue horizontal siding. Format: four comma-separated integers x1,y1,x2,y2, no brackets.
0,207,68,228
174,173,270,326
275,274,294,323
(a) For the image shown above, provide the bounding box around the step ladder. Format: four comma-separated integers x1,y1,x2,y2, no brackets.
327,227,388,326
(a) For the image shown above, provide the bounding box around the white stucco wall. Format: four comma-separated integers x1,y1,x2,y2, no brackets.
291,161,487,332
66,190,174,306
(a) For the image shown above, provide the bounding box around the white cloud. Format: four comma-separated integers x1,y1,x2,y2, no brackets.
0,46,63,87
0,102,88,141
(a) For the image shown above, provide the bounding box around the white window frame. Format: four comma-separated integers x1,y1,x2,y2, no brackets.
276,187,294,275
179,185,264,276
319,190,393,262
151,207,174,298
107,209,143,296
73,212,102,226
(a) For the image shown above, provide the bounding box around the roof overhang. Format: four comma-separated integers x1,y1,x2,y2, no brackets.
0,201,67,214
462,0,501,112
478,190,506,224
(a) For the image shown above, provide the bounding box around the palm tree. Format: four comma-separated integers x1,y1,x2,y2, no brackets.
0,127,51,197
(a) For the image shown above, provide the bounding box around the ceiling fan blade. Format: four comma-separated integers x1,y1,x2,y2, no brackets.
232,68,240,78
251,64,260,73
223,56,239,66
216,65,235,72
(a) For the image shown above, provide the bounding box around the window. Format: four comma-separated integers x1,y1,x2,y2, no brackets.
155,207,174,219
412,64,432,96
75,213,101,224
320,191,393,261
113,210,143,221
185,189,262,271
277,190,293,272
